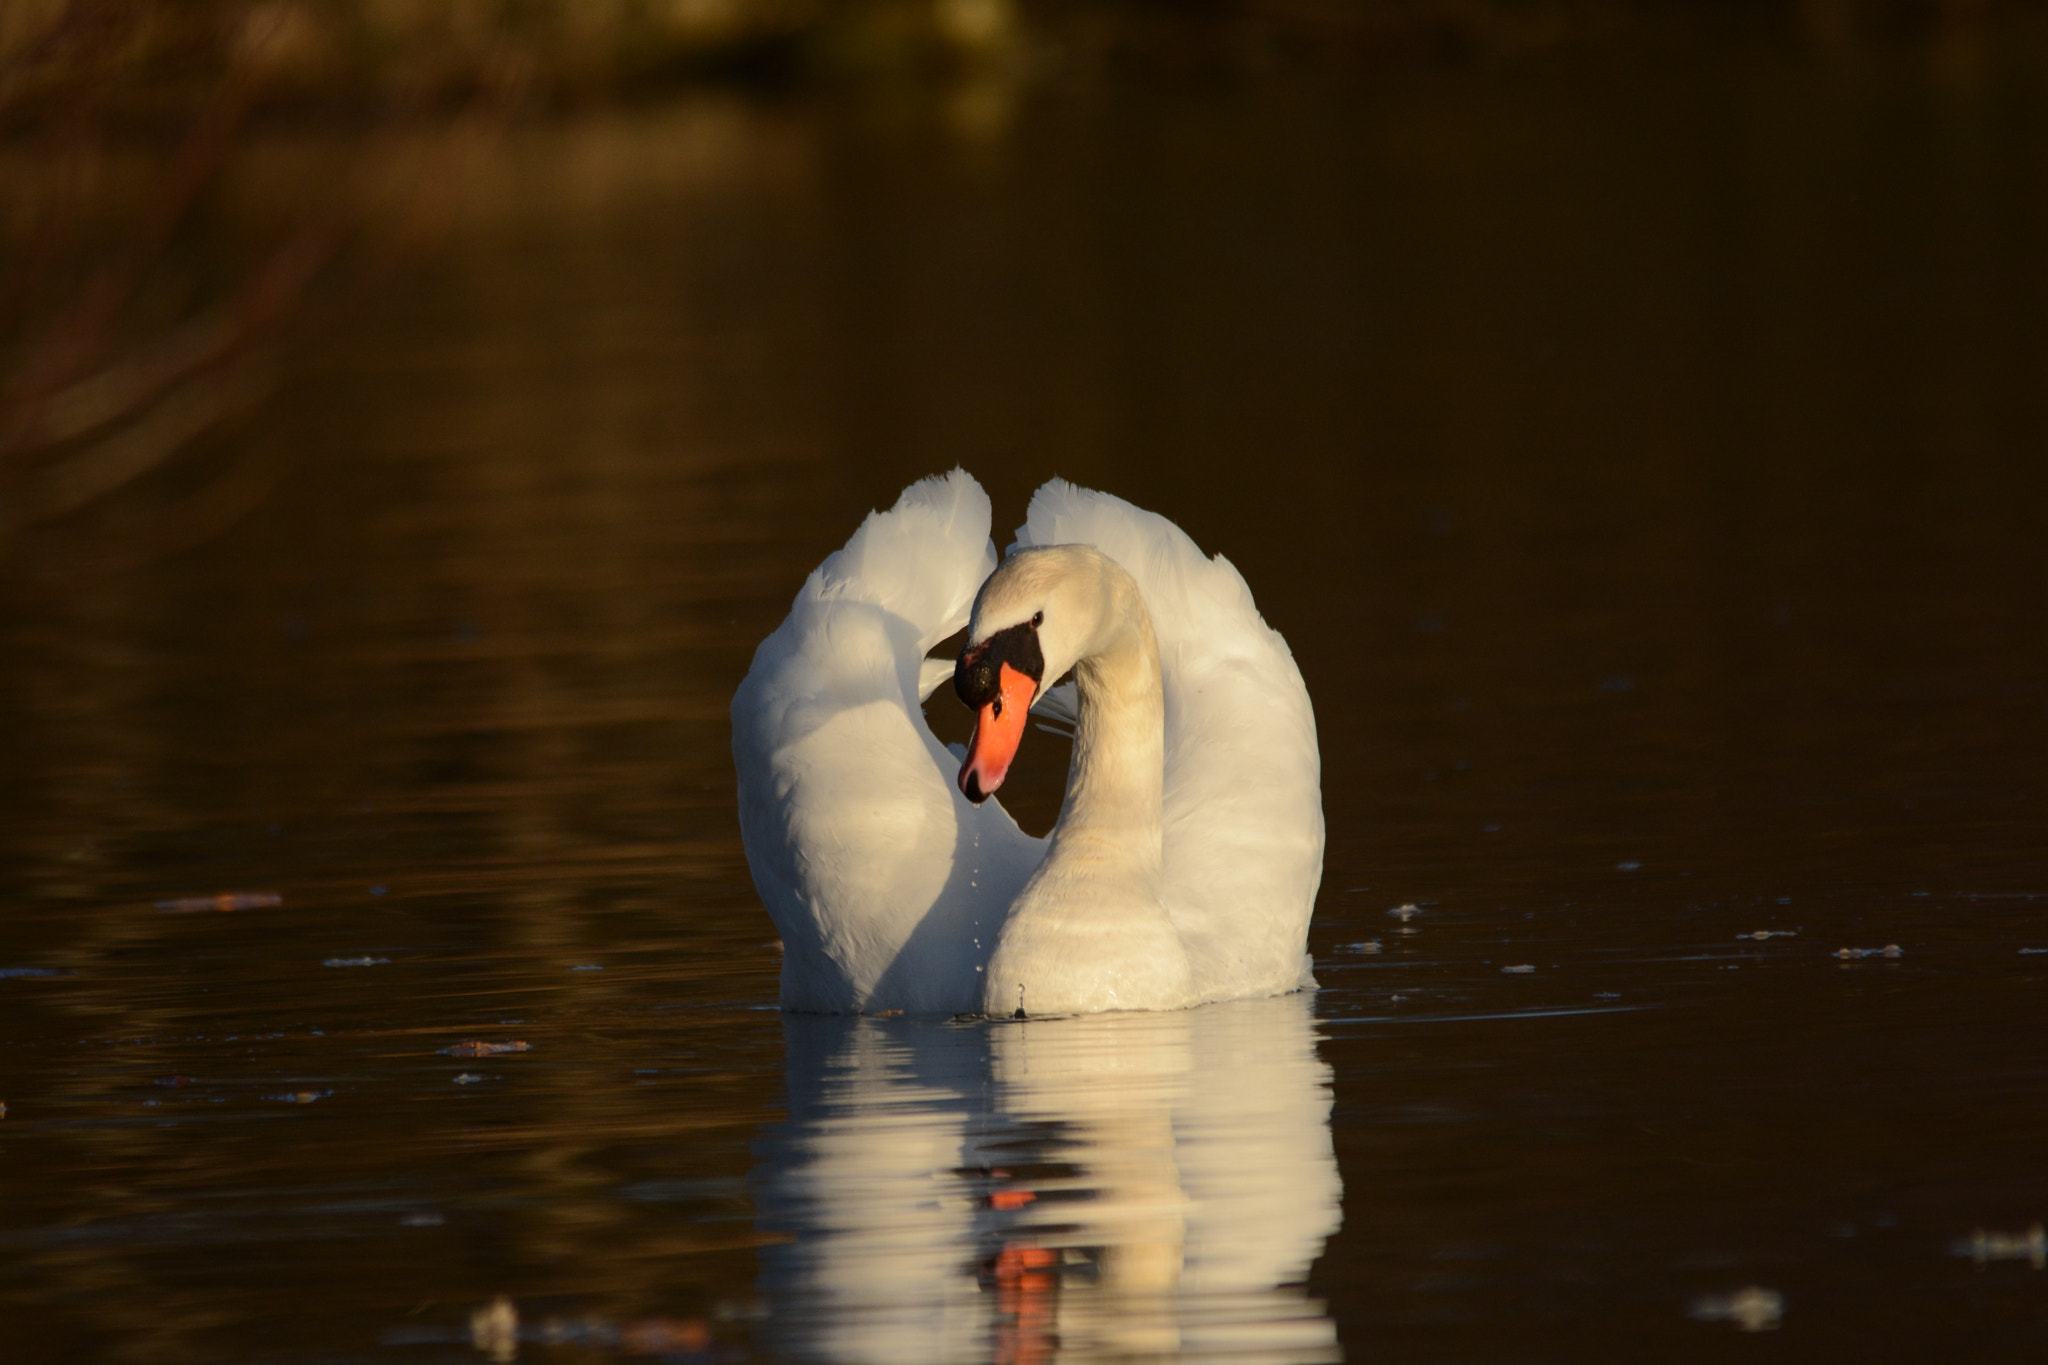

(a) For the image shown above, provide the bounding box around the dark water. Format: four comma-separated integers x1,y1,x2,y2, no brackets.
5,33,2048,1362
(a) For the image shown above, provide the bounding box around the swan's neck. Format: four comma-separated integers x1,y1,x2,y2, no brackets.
983,560,1190,1016
1051,594,1164,883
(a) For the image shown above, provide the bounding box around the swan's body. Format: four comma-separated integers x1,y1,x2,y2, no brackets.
731,471,1322,1016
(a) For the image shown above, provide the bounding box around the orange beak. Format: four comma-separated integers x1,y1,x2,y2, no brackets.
959,661,1036,804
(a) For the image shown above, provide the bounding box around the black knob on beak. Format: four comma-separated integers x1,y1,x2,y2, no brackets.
957,652,997,708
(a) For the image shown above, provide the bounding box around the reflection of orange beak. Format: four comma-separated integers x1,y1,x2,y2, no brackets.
959,661,1036,804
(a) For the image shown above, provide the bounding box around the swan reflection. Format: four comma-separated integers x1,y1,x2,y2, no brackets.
753,993,1342,1363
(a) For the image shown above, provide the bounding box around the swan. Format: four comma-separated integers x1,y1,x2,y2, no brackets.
731,470,1322,1016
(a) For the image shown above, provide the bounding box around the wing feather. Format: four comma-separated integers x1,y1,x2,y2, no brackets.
733,471,1044,1014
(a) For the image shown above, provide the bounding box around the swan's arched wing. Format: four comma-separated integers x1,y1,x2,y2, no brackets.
733,471,1045,1014
1017,480,1324,1002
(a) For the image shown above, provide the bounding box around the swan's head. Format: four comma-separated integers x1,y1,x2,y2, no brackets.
954,545,1114,803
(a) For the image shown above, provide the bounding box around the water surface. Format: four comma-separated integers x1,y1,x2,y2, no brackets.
4,35,2048,1362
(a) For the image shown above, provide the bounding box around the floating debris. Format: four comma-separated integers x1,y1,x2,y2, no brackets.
452,1073,484,1085
1738,930,1798,941
156,892,281,914
154,1075,194,1088
471,1296,518,1364
1835,945,1904,960
400,1212,445,1227
0,967,68,978
442,1040,530,1057
1690,1286,1784,1331
1339,940,1383,954
1954,1225,2047,1269
270,1089,332,1104
454,1295,711,1360
570,964,602,972
1387,904,1424,922
324,956,389,968
2021,949,2048,956
619,1318,712,1355
1616,860,1642,872
1501,964,1536,974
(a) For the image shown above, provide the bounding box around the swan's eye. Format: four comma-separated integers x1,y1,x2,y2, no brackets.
1032,611,1043,628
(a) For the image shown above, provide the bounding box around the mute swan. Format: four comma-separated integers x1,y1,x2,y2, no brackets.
731,470,1322,1016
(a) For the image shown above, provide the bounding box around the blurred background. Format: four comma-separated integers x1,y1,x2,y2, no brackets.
4,1,2048,1361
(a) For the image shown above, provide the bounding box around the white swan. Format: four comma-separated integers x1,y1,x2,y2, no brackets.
731,470,1322,1016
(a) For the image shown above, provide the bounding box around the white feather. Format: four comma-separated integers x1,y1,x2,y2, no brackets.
732,470,1043,1014
734,471,1323,1014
